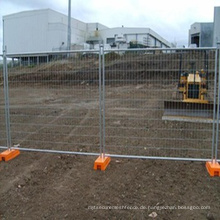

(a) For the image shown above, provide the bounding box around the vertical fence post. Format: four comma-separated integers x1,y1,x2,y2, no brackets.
206,43,220,176
0,46,20,161
102,45,106,159
93,45,111,171
214,43,220,162
3,46,12,149
98,45,103,156
211,48,218,160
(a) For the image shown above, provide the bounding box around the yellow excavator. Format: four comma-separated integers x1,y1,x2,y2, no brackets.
163,63,215,121
178,69,208,104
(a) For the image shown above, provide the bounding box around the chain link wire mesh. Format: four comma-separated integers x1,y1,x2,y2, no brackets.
6,51,101,154
103,48,217,159
1,48,219,160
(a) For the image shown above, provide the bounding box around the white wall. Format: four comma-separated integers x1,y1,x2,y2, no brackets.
87,23,108,32
189,23,201,35
4,10,49,53
4,9,88,53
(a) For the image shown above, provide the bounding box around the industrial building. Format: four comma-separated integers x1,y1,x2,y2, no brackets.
188,6,220,47
3,9,107,54
95,27,171,49
3,8,172,57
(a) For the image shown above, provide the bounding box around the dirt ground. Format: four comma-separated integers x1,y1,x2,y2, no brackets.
0,84,219,220
0,52,219,219
0,153,220,220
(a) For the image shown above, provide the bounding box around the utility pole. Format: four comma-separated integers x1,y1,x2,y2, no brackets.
67,0,71,51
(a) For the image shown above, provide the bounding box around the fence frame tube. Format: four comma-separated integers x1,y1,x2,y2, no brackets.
3,46,12,150
98,45,103,156
211,48,218,160
214,43,220,162
102,46,106,159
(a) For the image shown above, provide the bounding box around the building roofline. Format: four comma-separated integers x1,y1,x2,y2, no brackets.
3,8,51,18
191,22,213,26
3,8,105,27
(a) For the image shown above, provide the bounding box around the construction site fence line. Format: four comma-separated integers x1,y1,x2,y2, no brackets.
0,146,219,163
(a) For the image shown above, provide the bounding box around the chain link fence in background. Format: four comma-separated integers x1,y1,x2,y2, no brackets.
0,47,219,162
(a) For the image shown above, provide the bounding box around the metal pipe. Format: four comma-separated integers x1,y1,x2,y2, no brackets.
102,45,106,158
0,145,220,162
67,0,71,51
215,43,220,162
0,146,100,157
3,47,12,149
211,48,218,160
98,45,103,156
2,18,5,51
2,47,218,58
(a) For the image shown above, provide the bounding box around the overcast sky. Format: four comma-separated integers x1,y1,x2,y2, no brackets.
0,0,220,54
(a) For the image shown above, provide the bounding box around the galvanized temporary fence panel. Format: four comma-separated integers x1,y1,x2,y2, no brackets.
1,47,220,162
103,48,217,160
4,50,101,155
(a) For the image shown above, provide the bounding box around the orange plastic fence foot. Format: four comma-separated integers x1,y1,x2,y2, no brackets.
206,161,220,177
0,149,20,162
94,155,111,171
